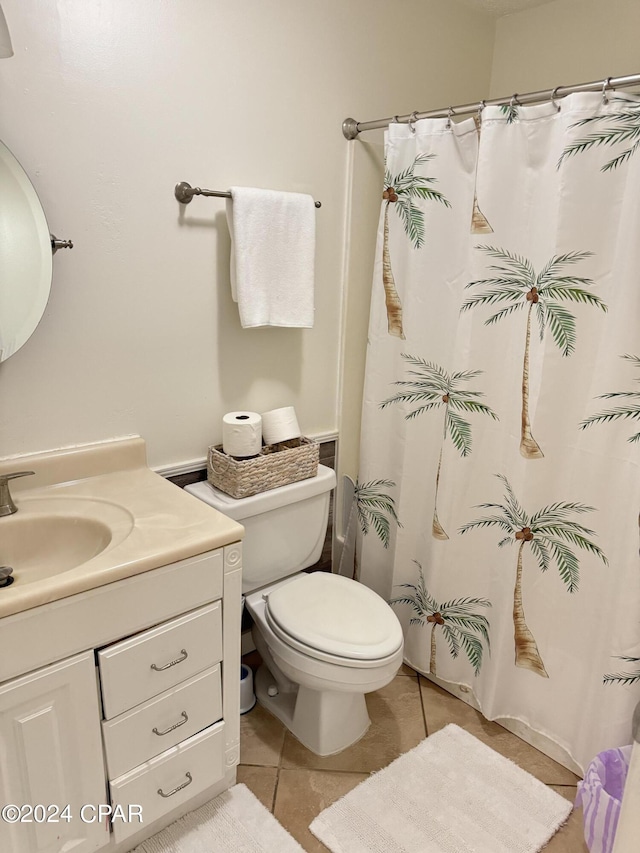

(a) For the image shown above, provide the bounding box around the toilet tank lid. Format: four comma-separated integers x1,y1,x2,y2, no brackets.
184,464,336,521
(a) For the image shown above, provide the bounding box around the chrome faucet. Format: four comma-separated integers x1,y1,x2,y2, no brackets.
0,471,35,517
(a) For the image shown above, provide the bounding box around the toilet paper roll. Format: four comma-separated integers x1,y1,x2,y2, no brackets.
261,406,301,445
222,411,262,458
240,664,256,714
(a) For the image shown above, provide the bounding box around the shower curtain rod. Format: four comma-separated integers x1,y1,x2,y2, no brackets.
342,72,640,139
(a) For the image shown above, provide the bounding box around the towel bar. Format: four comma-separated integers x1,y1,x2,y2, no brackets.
175,182,321,208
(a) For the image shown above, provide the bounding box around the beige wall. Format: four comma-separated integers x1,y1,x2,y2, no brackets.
490,0,640,95
0,0,496,470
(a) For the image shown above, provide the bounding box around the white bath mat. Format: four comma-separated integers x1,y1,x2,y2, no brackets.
310,724,572,853
131,783,304,852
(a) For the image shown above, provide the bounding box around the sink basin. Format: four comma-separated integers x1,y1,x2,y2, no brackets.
0,497,134,585
0,436,244,619
1,516,111,583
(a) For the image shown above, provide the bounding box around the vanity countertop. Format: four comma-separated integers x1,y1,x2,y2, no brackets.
0,437,244,618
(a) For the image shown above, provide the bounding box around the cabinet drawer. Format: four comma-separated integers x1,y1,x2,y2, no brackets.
98,602,222,719
102,664,222,779
109,721,225,844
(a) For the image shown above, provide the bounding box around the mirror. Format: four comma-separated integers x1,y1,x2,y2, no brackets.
0,139,52,361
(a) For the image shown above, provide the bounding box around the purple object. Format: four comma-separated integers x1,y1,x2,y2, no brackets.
575,746,632,853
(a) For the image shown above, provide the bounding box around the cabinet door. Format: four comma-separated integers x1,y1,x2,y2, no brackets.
0,652,109,853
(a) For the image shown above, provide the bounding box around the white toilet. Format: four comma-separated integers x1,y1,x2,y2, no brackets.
185,465,404,755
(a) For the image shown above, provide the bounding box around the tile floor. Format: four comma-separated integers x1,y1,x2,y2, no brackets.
237,663,589,852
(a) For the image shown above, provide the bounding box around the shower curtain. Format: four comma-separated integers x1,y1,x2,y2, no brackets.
357,92,640,772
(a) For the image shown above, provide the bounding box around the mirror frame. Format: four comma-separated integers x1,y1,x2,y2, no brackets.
0,139,53,361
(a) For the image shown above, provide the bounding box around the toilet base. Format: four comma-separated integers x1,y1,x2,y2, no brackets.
254,664,371,756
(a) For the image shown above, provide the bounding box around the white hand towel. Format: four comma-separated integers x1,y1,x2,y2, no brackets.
225,187,315,328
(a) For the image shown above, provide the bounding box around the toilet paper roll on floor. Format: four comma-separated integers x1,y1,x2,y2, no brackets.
261,406,301,445
222,411,262,457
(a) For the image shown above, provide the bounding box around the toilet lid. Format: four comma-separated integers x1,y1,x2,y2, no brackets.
265,573,403,661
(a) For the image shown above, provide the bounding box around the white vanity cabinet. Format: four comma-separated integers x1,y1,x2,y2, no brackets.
0,543,243,853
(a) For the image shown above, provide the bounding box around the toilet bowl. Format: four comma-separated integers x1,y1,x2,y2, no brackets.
185,465,404,755
245,572,403,755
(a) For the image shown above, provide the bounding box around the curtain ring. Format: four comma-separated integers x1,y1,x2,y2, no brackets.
477,99,486,124
510,93,521,108
408,110,419,133
550,86,562,112
602,77,612,104
446,106,455,129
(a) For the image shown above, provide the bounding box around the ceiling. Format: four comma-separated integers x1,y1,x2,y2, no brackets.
453,0,557,15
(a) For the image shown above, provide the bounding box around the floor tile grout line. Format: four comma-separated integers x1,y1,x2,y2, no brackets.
417,673,429,737
279,731,287,769
271,766,281,814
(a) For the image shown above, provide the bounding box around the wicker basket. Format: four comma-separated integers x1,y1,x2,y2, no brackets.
207,436,319,499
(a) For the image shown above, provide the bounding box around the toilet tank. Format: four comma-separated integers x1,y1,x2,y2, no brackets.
185,465,336,594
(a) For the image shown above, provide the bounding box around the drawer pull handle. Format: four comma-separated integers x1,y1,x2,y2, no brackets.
152,711,189,736
157,772,192,798
150,649,188,671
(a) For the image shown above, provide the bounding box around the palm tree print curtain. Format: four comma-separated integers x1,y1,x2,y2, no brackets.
357,93,640,771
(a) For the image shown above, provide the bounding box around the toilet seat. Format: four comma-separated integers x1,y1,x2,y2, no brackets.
263,573,403,666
